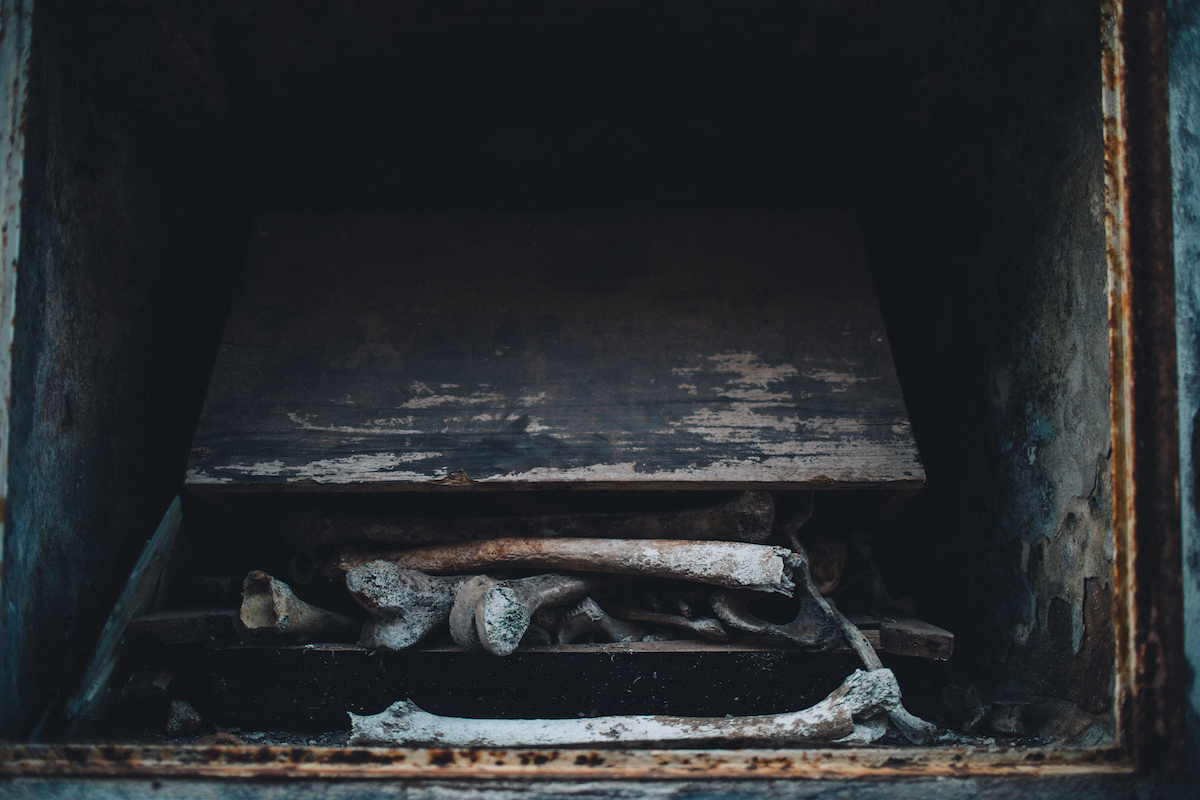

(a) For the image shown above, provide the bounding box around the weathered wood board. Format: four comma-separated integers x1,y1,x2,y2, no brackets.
187,212,922,490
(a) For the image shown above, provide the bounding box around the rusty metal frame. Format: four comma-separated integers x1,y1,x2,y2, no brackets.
0,0,1185,782
1103,0,1186,774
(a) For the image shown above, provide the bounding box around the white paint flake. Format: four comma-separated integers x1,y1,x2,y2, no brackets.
286,412,421,435
804,369,881,393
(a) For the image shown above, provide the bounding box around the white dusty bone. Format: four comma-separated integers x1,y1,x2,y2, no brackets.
555,597,648,645
344,561,471,651
447,575,495,649
239,571,359,641
349,667,901,748
600,601,728,641
453,573,624,655
823,598,938,744
333,538,801,595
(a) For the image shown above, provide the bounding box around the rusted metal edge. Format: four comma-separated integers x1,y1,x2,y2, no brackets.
0,744,1132,780
1102,0,1185,773
0,0,33,703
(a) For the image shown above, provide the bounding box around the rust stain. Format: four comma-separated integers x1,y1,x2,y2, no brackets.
1100,0,1185,772
431,470,475,486
0,744,1135,781
1099,0,1137,762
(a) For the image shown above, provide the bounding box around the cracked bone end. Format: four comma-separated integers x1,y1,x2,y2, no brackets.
449,575,495,649
348,668,904,748
477,585,532,656
240,570,358,641
347,562,468,652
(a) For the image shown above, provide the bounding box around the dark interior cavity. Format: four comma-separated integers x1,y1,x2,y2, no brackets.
2,0,1112,746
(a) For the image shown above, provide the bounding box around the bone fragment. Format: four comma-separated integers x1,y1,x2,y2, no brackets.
287,491,774,548
167,700,203,737
333,539,801,595
454,573,624,655
447,575,496,649
601,601,728,641
344,562,470,651
555,597,648,645
711,589,838,649
824,599,938,744
799,533,846,595
709,540,840,649
349,667,901,748
239,571,359,641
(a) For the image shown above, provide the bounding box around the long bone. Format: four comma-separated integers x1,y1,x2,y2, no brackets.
349,667,901,748
344,561,471,651
287,490,775,548
332,538,801,595
239,571,359,642
823,596,938,744
600,601,728,641
777,500,937,744
555,597,648,645
450,572,624,655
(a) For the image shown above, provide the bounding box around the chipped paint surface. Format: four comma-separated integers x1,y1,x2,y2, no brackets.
189,348,922,489
188,212,923,490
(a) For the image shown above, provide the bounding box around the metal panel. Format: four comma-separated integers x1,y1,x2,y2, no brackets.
1102,0,1185,772
1168,0,1200,772
0,0,32,736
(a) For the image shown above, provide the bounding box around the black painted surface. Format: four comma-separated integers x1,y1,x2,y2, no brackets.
204,644,859,732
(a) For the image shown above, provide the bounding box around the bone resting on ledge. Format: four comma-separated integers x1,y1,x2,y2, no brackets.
332,538,801,595
349,667,902,748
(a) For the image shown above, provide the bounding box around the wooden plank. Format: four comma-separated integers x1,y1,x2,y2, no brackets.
186,212,923,490
64,497,183,731
879,614,954,661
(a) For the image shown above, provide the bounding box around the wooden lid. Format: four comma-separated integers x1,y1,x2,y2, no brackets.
186,211,922,491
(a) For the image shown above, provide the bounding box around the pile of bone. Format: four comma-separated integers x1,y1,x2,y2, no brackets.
237,491,937,747
250,491,846,655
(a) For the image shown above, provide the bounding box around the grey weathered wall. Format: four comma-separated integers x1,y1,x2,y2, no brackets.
0,0,241,739
1170,0,1200,773
862,0,1114,719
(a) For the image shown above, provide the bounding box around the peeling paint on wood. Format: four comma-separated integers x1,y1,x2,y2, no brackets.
187,212,923,490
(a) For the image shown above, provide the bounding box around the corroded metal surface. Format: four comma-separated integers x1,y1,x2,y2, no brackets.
1101,0,1186,772
0,0,32,739
0,742,1133,781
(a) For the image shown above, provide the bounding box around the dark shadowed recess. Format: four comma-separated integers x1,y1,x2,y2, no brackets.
2,0,1111,740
